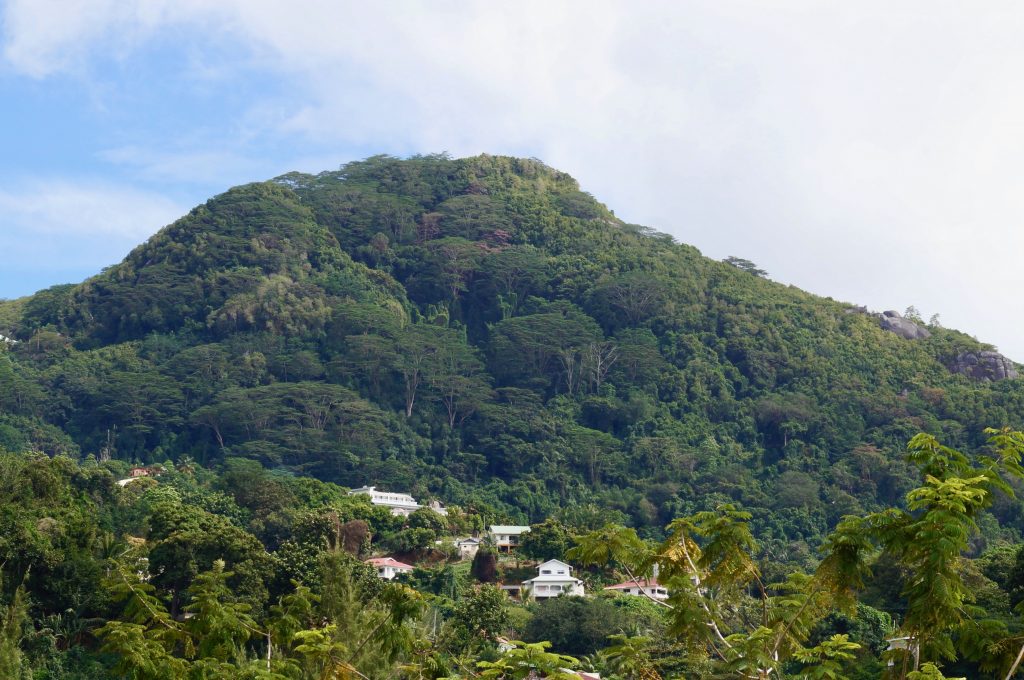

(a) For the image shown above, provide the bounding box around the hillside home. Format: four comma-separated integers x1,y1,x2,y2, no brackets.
603,578,669,600
117,466,164,487
455,537,482,558
521,559,584,600
488,525,530,551
349,486,422,517
365,556,415,580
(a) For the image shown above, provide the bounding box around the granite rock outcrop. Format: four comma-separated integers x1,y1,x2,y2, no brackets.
878,310,931,340
950,351,1019,381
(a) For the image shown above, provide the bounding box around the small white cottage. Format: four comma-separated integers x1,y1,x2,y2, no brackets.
455,537,482,558
521,559,584,600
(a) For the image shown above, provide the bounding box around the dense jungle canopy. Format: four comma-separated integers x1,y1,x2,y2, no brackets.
3,154,1024,678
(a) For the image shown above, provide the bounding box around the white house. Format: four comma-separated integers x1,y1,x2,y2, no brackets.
455,537,482,559
349,486,422,517
489,525,531,551
365,556,415,580
348,486,448,517
603,578,669,601
521,559,585,600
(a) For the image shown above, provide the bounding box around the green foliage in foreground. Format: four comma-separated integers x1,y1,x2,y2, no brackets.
3,154,1024,676
1,430,1024,678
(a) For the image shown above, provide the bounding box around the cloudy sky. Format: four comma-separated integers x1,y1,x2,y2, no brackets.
2,2,1023,358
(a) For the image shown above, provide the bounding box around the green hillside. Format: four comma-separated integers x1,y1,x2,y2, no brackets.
5,154,1024,678
2,153,1023,550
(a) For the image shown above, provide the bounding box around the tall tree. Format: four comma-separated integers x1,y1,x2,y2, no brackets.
424,338,491,427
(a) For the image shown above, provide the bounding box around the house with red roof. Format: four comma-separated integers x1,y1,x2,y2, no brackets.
603,578,669,601
365,556,415,580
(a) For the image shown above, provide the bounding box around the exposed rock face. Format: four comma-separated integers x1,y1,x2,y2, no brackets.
951,351,1019,381
878,310,931,340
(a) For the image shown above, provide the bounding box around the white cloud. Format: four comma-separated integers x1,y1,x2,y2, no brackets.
4,1,1024,357
0,180,185,293
1,0,114,77
0,180,183,240
98,145,265,186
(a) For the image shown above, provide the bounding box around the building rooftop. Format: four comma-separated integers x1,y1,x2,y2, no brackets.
604,578,662,590
365,557,415,569
524,559,580,584
489,525,531,534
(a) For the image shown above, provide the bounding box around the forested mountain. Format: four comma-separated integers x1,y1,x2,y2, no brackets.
2,153,1023,549
5,154,1024,678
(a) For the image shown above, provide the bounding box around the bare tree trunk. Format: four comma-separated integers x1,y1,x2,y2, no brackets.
1005,640,1024,680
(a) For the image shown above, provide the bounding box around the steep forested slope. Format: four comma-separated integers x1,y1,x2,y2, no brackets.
2,153,1023,551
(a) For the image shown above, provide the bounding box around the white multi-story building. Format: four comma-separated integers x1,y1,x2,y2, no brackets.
349,486,421,517
348,486,448,517
366,556,415,580
521,559,585,600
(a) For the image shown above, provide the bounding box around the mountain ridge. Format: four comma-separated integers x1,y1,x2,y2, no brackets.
1,153,1022,553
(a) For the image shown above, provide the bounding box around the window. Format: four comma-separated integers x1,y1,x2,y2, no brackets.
541,570,552,574
551,585,562,591
556,570,565,575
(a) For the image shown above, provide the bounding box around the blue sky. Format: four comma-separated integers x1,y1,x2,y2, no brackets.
3,2,1024,360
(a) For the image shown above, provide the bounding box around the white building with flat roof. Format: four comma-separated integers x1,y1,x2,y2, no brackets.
349,486,422,517
348,486,448,517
